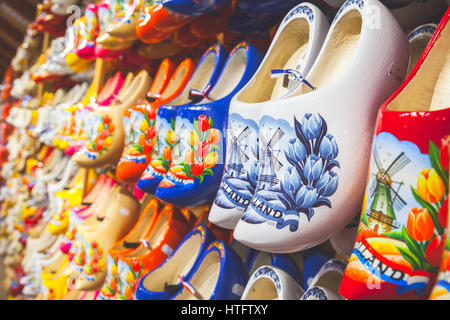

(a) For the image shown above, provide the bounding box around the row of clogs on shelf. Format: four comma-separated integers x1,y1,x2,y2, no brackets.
0,0,449,300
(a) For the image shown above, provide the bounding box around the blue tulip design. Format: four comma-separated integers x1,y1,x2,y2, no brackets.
303,154,324,182
288,138,307,163
277,113,340,230
316,171,339,197
301,113,322,140
319,134,339,161
295,185,318,209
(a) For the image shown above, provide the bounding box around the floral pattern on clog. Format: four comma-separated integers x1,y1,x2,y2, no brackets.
242,113,340,232
159,114,221,188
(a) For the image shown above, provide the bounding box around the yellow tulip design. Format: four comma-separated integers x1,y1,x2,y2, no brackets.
417,168,445,203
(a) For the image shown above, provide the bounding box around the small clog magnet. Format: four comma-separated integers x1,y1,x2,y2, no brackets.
154,42,263,207
137,44,227,194
340,7,450,300
233,0,410,253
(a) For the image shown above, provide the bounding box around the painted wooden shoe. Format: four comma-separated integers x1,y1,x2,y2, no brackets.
106,0,149,40
307,258,347,294
209,2,329,230
233,0,410,253
72,70,151,168
136,2,191,43
134,224,215,300
115,59,175,183
71,185,141,291
339,7,450,300
171,240,248,300
97,199,161,300
154,42,263,206
137,44,227,194
429,196,450,300
241,265,304,300
407,23,437,75
246,250,303,287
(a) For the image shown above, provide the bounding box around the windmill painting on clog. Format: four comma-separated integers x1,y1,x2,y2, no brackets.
339,7,450,300
233,0,410,253
154,42,263,207
209,2,329,230
137,44,227,194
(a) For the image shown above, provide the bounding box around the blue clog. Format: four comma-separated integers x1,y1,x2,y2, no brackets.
137,44,227,194
135,224,215,300
162,0,231,17
171,240,249,300
154,41,263,206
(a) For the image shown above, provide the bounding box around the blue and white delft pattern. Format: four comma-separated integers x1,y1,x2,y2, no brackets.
334,0,365,23
408,24,437,41
253,267,281,292
282,5,314,24
214,113,259,210
301,287,328,300
241,113,340,232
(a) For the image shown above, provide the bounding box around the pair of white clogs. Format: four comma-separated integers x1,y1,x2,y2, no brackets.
209,0,411,253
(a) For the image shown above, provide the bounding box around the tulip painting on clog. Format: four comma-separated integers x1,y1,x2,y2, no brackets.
99,255,120,300
429,196,450,300
155,113,223,205
240,113,339,233
340,134,449,300
214,113,259,217
137,111,178,194
116,105,157,183
117,259,145,300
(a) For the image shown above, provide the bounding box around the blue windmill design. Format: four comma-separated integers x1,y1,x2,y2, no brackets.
227,124,251,177
259,127,285,190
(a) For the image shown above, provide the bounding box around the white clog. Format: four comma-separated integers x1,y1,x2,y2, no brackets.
233,0,410,253
209,2,330,230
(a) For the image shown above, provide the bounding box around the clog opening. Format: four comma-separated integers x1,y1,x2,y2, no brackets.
126,209,169,257
148,61,170,97
115,71,150,106
97,72,121,103
173,249,221,300
244,277,279,300
294,9,362,95
408,33,434,75
206,47,248,101
310,271,342,294
168,53,218,105
159,65,187,101
142,233,203,291
388,21,450,112
249,252,272,275
237,18,310,103
111,201,157,252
